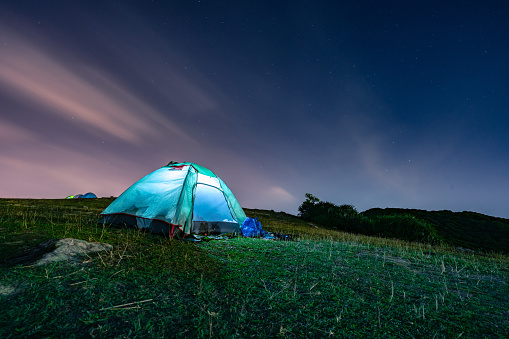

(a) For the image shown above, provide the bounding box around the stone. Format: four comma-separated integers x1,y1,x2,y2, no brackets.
35,238,113,265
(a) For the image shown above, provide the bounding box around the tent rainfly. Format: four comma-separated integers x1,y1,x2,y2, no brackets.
98,162,247,238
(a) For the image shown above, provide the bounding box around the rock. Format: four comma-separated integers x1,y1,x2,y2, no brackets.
0,283,18,297
35,238,113,265
1,239,59,267
1,238,113,267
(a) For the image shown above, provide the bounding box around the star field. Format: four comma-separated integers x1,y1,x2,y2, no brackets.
1,1,508,217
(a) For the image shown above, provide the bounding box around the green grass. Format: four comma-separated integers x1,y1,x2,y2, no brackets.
1,199,508,337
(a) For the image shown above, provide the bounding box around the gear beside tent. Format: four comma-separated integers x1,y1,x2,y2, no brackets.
240,217,294,241
241,217,268,237
98,162,247,239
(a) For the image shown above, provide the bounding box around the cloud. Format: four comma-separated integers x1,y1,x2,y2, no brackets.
0,25,194,146
0,119,38,142
267,186,296,203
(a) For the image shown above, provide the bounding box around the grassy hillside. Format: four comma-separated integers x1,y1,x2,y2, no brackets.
362,208,509,254
0,199,508,338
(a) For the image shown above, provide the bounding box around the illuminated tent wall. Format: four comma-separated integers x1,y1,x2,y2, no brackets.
99,162,247,238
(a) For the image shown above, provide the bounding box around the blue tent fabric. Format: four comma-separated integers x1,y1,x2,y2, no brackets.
71,192,97,199
241,217,266,237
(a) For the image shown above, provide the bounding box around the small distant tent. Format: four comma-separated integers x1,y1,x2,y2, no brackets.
98,162,247,238
66,193,97,199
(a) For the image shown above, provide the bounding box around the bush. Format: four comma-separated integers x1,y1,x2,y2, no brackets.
298,194,441,244
298,193,369,233
369,214,441,244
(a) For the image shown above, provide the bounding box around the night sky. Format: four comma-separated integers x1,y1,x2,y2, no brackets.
1,1,508,218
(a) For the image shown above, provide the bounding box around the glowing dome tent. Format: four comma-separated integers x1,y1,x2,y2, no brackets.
99,162,247,238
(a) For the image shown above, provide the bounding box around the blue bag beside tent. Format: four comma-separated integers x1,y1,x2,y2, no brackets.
241,217,266,237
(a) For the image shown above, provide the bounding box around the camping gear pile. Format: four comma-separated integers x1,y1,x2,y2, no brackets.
241,217,266,237
241,218,295,241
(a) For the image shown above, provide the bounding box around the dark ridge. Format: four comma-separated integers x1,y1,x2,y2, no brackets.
361,208,509,253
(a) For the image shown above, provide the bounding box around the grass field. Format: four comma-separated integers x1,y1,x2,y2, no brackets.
1,198,508,338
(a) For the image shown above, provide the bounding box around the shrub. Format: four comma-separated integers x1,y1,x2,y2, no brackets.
369,214,442,244
298,193,369,233
298,194,442,245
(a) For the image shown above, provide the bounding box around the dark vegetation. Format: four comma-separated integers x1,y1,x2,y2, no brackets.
0,198,508,338
299,193,509,254
363,207,509,254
